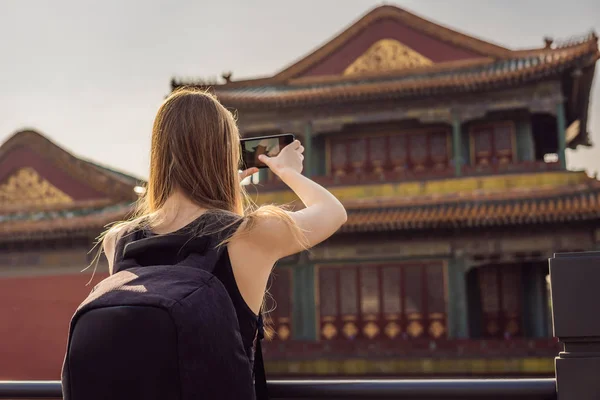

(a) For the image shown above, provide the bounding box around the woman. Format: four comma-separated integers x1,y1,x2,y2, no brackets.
99,87,346,397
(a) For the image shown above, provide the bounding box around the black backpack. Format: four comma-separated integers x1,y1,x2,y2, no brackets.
61,231,268,400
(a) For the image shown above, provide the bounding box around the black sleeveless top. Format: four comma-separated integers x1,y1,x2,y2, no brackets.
112,212,260,363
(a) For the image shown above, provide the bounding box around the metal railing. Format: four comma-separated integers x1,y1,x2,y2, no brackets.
0,379,557,399
2,251,600,399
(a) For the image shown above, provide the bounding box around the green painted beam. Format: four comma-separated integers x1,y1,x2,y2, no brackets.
447,258,468,338
292,262,317,340
292,265,305,340
452,114,463,176
556,101,567,169
303,263,317,340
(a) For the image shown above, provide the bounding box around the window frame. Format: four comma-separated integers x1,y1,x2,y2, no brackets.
325,128,452,177
468,121,517,166
316,261,448,341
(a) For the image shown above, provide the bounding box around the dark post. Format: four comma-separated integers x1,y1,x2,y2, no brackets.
550,251,600,400
555,100,567,170
451,112,463,177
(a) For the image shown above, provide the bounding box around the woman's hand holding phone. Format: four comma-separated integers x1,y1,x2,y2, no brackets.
258,140,304,178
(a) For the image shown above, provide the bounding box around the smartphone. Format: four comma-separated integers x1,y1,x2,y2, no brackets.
240,133,295,169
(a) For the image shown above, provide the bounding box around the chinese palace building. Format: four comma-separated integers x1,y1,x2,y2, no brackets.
0,4,599,381
172,5,600,377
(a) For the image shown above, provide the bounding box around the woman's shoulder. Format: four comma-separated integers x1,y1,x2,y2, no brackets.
103,220,141,258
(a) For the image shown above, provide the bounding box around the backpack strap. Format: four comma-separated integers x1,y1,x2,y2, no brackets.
115,234,219,273
112,228,144,273
123,235,210,261
254,313,269,400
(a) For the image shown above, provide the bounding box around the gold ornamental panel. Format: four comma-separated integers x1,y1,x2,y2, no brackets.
384,321,401,339
407,321,424,338
343,39,433,77
363,322,380,339
322,323,337,340
277,325,291,341
428,321,446,338
0,167,73,208
342,322,358,339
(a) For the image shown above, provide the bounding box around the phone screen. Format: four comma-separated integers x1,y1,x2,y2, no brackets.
240,134,295,169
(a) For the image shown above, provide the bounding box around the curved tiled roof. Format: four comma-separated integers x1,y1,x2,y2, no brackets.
0,202,134,241
211,40,598,108
342,185,600,232
0,130,142,242
0,130,141,203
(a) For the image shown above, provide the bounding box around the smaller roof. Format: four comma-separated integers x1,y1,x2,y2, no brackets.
0,130,141,242
341,175,600,232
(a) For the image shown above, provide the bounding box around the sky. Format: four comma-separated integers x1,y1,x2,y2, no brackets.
0,0,599,179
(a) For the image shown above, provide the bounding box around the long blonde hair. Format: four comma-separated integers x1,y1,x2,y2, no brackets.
101,87,306,246
89,88,307,334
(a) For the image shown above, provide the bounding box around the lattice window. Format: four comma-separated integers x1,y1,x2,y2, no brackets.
430,132,449,169
266,269,293,341
340,269,358,316
471,122,515,166
331,141,348,176
477,265,523,339
390,135,407,171
318,263,447,341
370,136,387,173
328,130,450,178
408,134,427,170
382,266,401,314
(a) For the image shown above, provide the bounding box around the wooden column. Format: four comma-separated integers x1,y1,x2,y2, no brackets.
550,251,600,399
524,263,549,338
516,117,535,162
556,101,567,169
452,114,463,176
447,257,469,338
292,259,317,340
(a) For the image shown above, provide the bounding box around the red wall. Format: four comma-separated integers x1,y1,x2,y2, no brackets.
0,273,108,379
301,18,479,77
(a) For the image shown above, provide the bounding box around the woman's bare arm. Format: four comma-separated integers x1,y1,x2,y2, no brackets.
240,140,347,263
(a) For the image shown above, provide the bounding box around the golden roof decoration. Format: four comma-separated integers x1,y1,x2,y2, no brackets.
344,39,433,76
0,167,73,208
